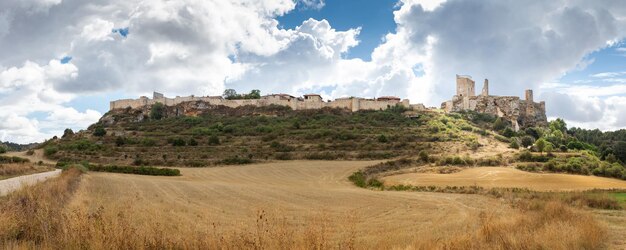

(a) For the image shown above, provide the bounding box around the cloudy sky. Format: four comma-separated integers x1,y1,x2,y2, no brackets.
1,0,626,143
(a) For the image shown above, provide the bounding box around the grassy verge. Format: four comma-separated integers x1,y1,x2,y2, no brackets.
0,167,83,245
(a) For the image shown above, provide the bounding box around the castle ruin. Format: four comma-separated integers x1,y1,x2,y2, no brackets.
441,75,547,130
110,92,422,113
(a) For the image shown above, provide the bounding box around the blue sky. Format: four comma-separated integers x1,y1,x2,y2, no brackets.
2,0,626,143
277,0,398,61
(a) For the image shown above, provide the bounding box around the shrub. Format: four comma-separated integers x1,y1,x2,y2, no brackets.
377,134,389,143
510,140,520,149
141,138,157,147
169,138,186,147
89,165,180,176
62,128,74,138
93,126,106,137
275,153,292,160
0,146,6,154
208,135,220,145
521,136,535,148
418,151,429,162
44,146,59,157
188,138,198,146
218,156,253,165
0,155,29,164
348,171,366,188
150,102,165,120
115,136,126,146
494,135,510,143
501,127,515,138
493,117,507,131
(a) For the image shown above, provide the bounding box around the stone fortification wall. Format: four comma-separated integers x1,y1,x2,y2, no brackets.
110,94,411,112
442,75,548,130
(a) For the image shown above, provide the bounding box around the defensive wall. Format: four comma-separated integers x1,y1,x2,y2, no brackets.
110,93,413,112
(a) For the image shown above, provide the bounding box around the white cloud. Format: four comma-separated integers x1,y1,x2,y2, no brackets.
2,0,626,143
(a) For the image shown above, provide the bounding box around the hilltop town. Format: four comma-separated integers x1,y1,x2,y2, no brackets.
110,74,548,130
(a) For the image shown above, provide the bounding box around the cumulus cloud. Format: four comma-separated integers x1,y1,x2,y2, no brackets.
2,0,626,143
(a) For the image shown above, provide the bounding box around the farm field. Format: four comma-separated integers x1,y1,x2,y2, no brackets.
382,167,626,191
68,160,513,247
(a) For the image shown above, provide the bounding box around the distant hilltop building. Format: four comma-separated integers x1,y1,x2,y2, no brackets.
441,75,547,131
110,92,425,112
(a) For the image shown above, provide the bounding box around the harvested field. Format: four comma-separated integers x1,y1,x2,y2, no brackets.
383,167,626,191
69,161,514,247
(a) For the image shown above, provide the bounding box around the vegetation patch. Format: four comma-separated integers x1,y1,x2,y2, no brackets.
88,165,181,176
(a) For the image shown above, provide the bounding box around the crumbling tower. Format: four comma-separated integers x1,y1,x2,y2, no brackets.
482,79,489,96
456,75,475,97
525,89,535,117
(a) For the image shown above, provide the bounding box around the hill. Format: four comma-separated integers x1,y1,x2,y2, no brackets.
40,102,517,167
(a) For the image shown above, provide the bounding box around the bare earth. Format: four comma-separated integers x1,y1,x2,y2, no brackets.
383,167,626,191
0,169,62,196
69,161,513,246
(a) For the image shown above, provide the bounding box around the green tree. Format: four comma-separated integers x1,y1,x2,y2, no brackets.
223,89,238,100
246,89,261,99
501,127,515,138
0,145,7,154
536,138,547,155
549,118,567,133
150,102,165,120
62,128,74,138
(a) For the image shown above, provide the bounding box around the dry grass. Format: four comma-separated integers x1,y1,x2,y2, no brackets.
384,167,626,191
0,163,52,180
0,162,611,249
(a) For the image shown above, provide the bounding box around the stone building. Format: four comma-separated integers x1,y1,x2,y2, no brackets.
441,75,547,131
110,92,413,113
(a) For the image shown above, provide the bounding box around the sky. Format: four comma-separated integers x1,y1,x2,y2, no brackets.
1,0,626,144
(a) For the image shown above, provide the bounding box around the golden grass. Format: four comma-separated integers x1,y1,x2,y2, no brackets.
0,164,610,249
0,164,42,179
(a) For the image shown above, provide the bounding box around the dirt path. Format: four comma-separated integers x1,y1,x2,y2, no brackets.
383,167,626,191
70,161,513,246
0,169,62,196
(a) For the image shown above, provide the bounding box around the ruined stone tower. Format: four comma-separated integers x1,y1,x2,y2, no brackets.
525,89,535,117
456,75,475,97
482,79,489,96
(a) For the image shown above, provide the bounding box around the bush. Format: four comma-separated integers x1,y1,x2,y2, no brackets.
0,155,29,164
218,156,253,165
141,138,157,147
208,135,220,145
0,146,6,154
494,135,510,143
44,146,59,157
509,140,520,149
62,128,74,138
418,151,429,162
501,127,515,138
348,171,366,187
521,136,535,148
188,138,198,146
150,102,165,120
169,138,186,147
89,165,180,176
93,126,106,137
377,134,389,143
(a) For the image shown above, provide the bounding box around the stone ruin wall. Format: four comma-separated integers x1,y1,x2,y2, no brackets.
442,76,548,130
110,94,412,113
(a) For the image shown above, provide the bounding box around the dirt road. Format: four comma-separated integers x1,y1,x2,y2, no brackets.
0,169,62,196
70,161,512,246
383,167,626,191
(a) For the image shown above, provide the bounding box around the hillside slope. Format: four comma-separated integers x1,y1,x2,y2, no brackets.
41,103,508,167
